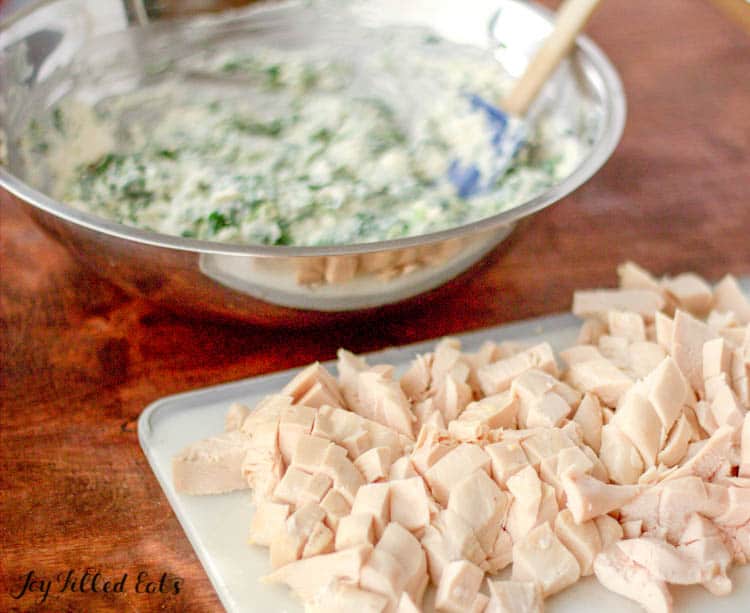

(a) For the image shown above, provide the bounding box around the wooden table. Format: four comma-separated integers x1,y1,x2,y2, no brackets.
1,1,749,611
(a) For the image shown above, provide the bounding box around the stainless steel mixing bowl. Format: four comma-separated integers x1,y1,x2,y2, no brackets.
0,0,625,325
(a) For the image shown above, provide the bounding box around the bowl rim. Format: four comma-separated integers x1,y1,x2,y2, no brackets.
0,0,626,258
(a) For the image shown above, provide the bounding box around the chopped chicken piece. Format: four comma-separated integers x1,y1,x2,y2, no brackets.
561,471,640,523
618,261,663,293
282,362,345,409
694,400,719,435
505,466,557,543
678,531,733,595
525,391,571,429
389,476,435,534
421,510,487,584
459,391,519,430
225,402,250,431
292,434,333,472
656,477,727,542
578,317,609,345
352,483,391,539
414,398,445,431
448,418,489,442
303,521,335,558
662,273,713,316
714,487,750,527
512,522,580,597
477,343,558,396
270,501,326,568
560,344,605,367
430,338,464,381
628,342,668,379
239,394,289,435
609,310,647,342
424,444,491,506
512,369,578,413
703,337,733,383
337,348,370,410
713,275,750,324
594,514,624,549
484,528,514,574
243,438,285,506
336,513,376,550
599,423,644,484
617,536,731,593
658,415,692,467
320,443,366,504
554,508,602,575
342,428,372,459
357,371,416,439
613,389,663,467
376,522,429,606
707,309,740,332
654,312,674,349
299,472,333,504
463,341,504,395
557,445,595,479
432,373,473,423
598,335,631,371
580,444,610,482
485,440,530,487
573,392,603,453
320,489,351,531
566,359,633,407
520,427,576,466
400,354,433,402
360,549,408,607
671,310,718,396
448,470,509,552
355,447,392,483
486,579,543,613
578,318,609,345
249,501,290,547
594,544,673,613
263,544,372,601
435,560,484,613
573,288,665,322
278,404,317,464
540,448,593,505
173,431,252,495
389,456,419,480
664,425,736,482
561,418,585,448
645,357,690,431
410,424,457,476
306,579,389,613
709,380,744,428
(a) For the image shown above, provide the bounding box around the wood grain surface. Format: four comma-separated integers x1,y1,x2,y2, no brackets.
1,0,749,611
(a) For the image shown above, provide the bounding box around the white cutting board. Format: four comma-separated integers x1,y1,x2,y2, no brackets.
139,292,750,613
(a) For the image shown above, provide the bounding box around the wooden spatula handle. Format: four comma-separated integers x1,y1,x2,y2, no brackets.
503,0,603,116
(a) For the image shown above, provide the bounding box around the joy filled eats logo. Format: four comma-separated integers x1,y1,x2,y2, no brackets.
10,569,183,604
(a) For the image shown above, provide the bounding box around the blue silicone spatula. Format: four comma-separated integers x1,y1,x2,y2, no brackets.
449,0,603,198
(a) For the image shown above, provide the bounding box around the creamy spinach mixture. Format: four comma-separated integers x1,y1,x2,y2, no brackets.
28,28,596,246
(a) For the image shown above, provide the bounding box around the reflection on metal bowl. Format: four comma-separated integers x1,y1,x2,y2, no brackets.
0,0,625,325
